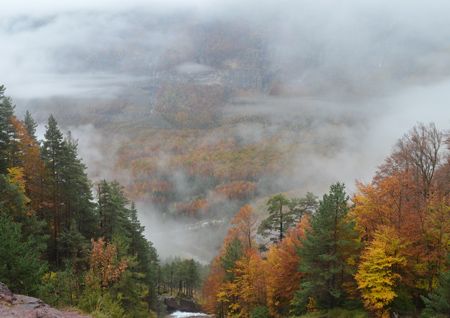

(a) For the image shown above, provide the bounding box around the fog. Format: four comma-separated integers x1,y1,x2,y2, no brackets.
3,0,450,261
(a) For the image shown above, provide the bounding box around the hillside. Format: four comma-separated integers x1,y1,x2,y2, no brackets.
9,8,450,260
4,3,450,317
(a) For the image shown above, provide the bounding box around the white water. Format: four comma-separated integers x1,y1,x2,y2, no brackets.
168,311,212,318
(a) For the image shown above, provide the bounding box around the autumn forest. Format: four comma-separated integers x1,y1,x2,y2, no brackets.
3,3,450,318
4,79,450,318
201,122,450,318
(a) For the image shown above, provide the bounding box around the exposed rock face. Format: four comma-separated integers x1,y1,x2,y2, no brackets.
179,298,198,312
163,296,179,312
160,295,199,313
0,282,92,318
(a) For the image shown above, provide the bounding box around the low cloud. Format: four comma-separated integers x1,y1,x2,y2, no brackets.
6,0,450,260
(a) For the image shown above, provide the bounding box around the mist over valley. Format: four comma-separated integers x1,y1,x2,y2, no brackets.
3,0,450,262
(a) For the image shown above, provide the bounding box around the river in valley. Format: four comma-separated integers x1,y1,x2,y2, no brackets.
168,311,213,318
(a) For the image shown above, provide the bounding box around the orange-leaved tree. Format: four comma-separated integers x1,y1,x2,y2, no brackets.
231,248,268,318
202,204,262,317
226,204,259,249
202,230,245,317
9,116,47,217
265,221,308,316
354,123,450,295
85,238,129,290
202,255,227,316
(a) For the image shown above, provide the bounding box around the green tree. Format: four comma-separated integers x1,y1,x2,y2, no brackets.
220,236,244,282
128,201,143,257
258,193,317,246
0,171,29,221
96,185,160,311
57,221,88,263
0,172,48,251
41,116,97,268
0,172,49,296
41,114,65,266
258,194,291,244
0,85,15,174
23,110,38,141
173,258,201,297
132,235,159,310
421,254,450,318
97,179,131,241
59,131,97,239
107,234,157,318
124,204,160,310
0,213,48,296
144,240,159,309
296,182,360,311
252,306,271,318
289,192,318,223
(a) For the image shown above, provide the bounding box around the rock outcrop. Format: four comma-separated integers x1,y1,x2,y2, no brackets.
160,295,199,313
0,282,92,318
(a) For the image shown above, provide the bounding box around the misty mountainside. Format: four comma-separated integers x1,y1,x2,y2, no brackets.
7,4,450,259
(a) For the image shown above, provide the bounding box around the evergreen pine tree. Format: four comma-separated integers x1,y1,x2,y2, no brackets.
0,171,49,261
185,258,200,296
0,85,15,174
57,221,88,262
421,254,450,318
59,131,97,239
145,240,160,309
128,201,143,257
23,110,38,141
296,182,360,311
258,194,291,244
0,213,47,296
220,236,244,282
95,181,160,311
127,200,159,299
97,179,131,241
258,193,317,246
289,192,318,223
0,172,29,222
41,114,65,266
41,117,97,268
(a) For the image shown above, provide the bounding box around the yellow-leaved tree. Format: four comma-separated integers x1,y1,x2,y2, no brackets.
355,226,408,317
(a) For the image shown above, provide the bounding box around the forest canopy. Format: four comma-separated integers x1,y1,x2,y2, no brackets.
0,87,206,317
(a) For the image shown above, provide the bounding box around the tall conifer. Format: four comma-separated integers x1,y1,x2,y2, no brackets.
0,85,15,174
59,131,97,238
41,115,65,266
296,182,360,311
258,194,291,244
23,110,38,141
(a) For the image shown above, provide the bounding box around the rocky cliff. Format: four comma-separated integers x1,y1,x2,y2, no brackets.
0,282,92,318
159,295,199,313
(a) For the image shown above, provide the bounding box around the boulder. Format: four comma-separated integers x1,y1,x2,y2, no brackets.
0,282,92,318
179,298,198,312
160,295,199,313
163,296,180,312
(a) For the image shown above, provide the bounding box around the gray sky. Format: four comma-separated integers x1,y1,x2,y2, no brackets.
2,0,450,95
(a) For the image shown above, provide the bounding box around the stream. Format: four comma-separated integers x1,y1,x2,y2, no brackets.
168,311,213,318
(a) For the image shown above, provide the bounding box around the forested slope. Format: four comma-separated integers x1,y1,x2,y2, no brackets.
201,123,450,318
13,15,450,228
4,6,450,317
0,86,184,317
